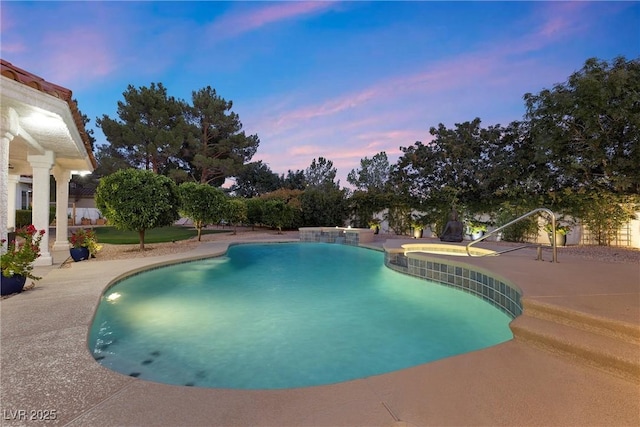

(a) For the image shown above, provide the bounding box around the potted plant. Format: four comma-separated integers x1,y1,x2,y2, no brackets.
411,214,430,239
467,221,488,240
411,222,425,239
95,211,107,226
544,223,571,247
69,228,101,261
80,208,92,225
368,218,381,234
1,225,46,295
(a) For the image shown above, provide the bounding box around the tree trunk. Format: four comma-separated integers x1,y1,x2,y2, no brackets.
196,220,202,241
139,229,145,251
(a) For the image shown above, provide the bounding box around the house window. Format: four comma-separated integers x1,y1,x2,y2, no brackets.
21,190,31,210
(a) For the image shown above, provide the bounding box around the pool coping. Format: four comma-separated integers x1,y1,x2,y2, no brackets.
1,233,639,426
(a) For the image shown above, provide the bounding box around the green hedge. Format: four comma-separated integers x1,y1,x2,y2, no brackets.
15,210,31,228
14,207,56,228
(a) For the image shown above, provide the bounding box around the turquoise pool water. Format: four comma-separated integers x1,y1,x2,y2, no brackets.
89,243,513,389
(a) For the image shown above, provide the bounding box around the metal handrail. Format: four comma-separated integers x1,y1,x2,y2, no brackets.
466,207,557,262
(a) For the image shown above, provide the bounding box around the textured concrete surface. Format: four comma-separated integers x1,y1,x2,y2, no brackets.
1,233,638,426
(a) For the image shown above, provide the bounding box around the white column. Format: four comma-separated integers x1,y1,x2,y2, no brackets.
1,108,19,250
7,174,20,230
27,151,55,266
0,134,12,250
52,166,71,250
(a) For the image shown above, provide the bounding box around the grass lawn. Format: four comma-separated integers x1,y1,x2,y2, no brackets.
93,226,229,244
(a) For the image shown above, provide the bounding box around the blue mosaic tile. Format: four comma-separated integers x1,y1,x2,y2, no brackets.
383,251,522,319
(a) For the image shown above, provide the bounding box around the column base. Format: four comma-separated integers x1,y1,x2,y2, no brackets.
33,255,53,267
52,241,71,251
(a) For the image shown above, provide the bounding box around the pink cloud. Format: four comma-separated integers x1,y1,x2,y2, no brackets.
274,89,379,127
357,130,425,148
262,55,494,138
259,0,602,144
0,7,27,55
246,23,569,182
263,43,523,135
39,27,117,87
290,145,323,157
539,17,569,38
251,117,428,183
241,2,334,31
208,1,335,39
244,72,447,176
265,133,419,183
539,2,588,37
0,6,17,33
0,42,26,55
499,2,595,56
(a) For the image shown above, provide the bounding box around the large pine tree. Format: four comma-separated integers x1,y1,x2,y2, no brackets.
182,86,260,185
96,83,186,174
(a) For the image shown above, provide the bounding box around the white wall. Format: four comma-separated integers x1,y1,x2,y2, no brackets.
630,217,640,248
67,207,101,224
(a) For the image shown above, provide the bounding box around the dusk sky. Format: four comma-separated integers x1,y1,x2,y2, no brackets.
1,1,638,186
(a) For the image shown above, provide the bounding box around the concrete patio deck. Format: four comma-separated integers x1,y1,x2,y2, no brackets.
1,232,639,426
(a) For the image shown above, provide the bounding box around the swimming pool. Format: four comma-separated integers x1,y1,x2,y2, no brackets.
89,243,513,389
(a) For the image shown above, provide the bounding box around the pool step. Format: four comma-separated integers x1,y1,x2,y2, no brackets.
522,300,640,344
510,302,640,383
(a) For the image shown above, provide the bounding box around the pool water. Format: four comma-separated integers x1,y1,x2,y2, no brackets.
89,243,513,389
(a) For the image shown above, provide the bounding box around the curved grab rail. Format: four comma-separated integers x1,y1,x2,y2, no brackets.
466,207,557,262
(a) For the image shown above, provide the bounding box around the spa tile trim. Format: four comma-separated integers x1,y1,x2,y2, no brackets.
384,251,522,319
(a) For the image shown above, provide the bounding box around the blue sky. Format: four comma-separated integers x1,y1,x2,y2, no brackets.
1,1,638,186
